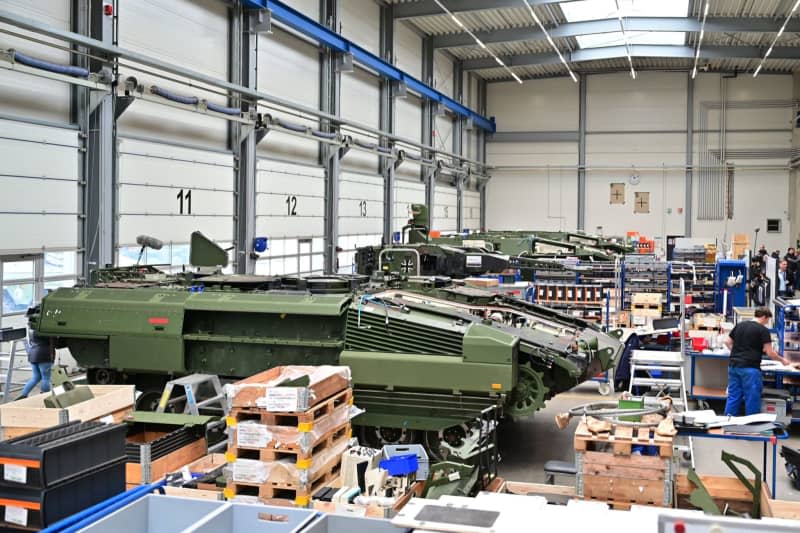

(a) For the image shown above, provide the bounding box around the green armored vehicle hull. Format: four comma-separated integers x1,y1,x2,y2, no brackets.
31,233,623,457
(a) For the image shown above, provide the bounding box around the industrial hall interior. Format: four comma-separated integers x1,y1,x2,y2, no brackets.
7,0,800,531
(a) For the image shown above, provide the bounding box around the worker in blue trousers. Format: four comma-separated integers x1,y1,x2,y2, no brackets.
723,307,799,415
16,307,55,400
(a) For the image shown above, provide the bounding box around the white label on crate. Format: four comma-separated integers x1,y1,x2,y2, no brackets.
3,465,26,484
237,423,271,448
258,388,306,412
4,506,27,527
53,385,65,396
448,472,461,482
465,255,482,268
99,415,115,424
232,459,268,484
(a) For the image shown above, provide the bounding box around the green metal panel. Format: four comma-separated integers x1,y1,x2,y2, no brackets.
341,351,514,394
110,335,185,372
461,323,518,364
184,292,350,315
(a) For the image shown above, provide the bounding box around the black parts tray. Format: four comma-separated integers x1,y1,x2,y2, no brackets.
0,457,126,531
0,421,126,490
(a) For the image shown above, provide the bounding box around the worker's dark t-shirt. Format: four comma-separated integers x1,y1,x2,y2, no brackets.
729,321,772,369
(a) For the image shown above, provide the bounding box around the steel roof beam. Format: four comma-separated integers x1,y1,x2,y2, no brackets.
462,45,800,71
435,17,800,49
394,0,578,20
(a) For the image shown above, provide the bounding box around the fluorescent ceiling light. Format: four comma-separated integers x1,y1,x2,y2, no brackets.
691,0,709,79
753,0,800,77
434,0,522,83
560,0,690,49
522,1,578,82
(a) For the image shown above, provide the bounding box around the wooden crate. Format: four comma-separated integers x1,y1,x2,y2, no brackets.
575,420,674,510
228,420,350,463
225,450,343,506
632,293,662,306
0,385,134,440
227,366,350,410
574,420,674,457
675,474,770,516
228,389,351,428
312,481,423,518
692,313,723,330
163,486,224,501
126,437,208,485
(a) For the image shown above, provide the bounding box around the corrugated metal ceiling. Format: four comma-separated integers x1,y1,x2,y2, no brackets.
385,0,800,81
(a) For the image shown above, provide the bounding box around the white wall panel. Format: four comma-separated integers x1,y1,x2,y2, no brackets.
395,96,423,181
283,0,318,19
257,29,320,163
395,23,422,81
463,190,481,232
340,0,379,55
585,132,685,240
341,68,380,173
434,116,453,154
0,119,79,252
486,142,578,231
116,0,229,147
337,172,384,273
393,179,426,235
587,72,687,132
433,51,454,98
487,78,578,132
255,159,325,238
0,0,71,123
117,138,234,245
433,183,458,232
255,159,325,276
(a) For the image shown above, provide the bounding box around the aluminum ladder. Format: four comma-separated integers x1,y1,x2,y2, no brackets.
0,327,30,403
155,374,226,416
628,349,694,465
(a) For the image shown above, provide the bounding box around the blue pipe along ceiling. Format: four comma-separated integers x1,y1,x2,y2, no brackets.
241,0,496,133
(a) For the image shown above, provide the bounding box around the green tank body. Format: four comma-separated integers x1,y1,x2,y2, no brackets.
30,232,624,457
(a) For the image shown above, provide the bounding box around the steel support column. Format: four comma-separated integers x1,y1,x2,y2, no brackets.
791,72,800,247
685,73,693,237
477,77,487,231
380,4,395,244
233,6,257,274
422,37,435,231
321,0,341,273
577,74,587,231
77,0,114,279
454,60,464,232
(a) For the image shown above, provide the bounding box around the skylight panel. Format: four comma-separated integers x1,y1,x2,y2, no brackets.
560,0,689,49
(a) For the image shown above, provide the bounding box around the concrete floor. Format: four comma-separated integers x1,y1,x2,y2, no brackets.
497,382,800,502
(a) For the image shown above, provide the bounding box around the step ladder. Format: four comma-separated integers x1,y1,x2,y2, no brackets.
156,373,226,416
0,328,31,403
628,349,694,466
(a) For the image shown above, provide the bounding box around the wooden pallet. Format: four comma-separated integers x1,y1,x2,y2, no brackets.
574,420,673,457
228,388,352,427
228,401,350,454
228,421,350,462
578,450,673,508
228,366,350,410
224,452,342,506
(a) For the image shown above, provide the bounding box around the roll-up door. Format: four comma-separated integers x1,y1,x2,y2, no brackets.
116,138,234,268
337,172,384,273
392,179,426,238
463,190,482,232
255,159,325,276
433,183,458,232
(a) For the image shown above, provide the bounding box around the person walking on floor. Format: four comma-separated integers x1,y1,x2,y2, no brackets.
724,307,799,416
17,309,54,399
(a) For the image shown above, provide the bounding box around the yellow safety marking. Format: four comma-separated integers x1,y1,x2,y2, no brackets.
296,458,312,469
491,383,502,390
347,428,352,438
158,390,171,409
223,487,234,499
225,451,237,463
347,397,354,406
297,422,313,432
226,416,237,427
295,494,310,506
